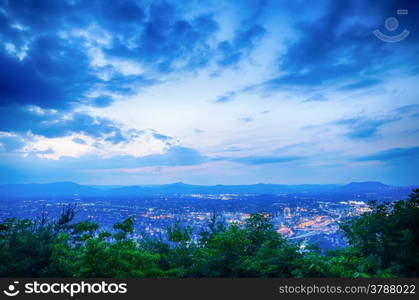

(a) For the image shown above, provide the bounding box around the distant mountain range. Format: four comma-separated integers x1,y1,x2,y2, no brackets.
0,181,416,198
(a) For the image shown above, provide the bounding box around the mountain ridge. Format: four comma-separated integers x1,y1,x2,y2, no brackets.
0,181,416,197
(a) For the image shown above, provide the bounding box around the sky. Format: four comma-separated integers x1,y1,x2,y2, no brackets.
0,0,418,185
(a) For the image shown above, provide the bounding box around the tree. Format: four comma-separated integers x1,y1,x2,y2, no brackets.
0,206,76,277
340,189,419,277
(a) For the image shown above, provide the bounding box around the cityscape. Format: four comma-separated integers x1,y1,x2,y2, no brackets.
0,181,413,250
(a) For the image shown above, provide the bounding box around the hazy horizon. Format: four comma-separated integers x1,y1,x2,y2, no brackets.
1,0,418,186
1,180,416,187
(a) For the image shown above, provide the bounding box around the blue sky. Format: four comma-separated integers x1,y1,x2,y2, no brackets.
0,0,418,185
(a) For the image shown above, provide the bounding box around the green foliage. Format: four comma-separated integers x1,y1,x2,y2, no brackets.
112,216,135,242
0,190,417,277
340,189,419,277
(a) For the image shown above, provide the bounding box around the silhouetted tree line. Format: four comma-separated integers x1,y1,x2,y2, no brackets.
0,190,418,277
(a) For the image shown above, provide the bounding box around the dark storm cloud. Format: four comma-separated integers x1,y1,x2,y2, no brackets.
0,0,153,111
0,39,94,109
105,2,265,71
0,0,266,140
265,0,419,90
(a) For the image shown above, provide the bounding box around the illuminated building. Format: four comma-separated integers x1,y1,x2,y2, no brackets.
284,207,291,219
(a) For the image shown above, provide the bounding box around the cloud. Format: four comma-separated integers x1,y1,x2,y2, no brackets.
239,117,254,123
91,96,115,108
35,148,55,155
215,91,236,103
303,93,328,102
355,147,419,161
72,138,87,145
0,0,417,185
152,132,172,141
264,0,419,90
0,23,102,109
0,138,215,183
0,145,208,175
214,84,258,103
217,25,266,66
393,104,419,114
0,106,127,143
233,155,303,165
339,78,382,90
74,146,208,169
0,0,268,143
105,3,220,72
0,135,25,152
334,116,400,139
0,2,146,112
